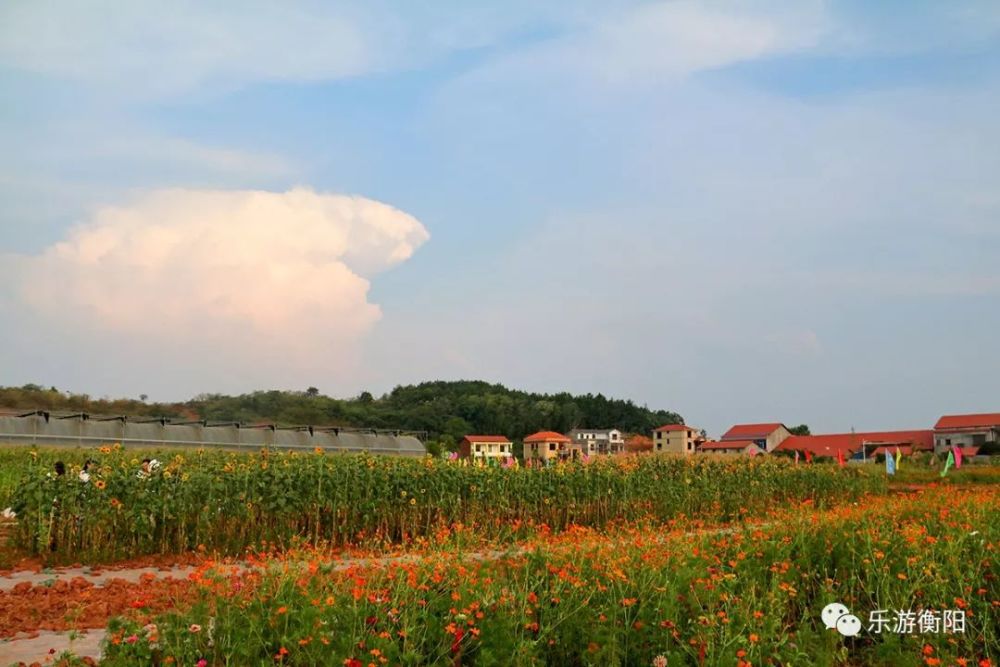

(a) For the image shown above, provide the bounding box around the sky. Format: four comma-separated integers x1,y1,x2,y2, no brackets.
1,0,999,437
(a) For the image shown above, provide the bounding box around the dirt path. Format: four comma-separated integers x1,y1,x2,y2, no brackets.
0,565,197,593
0,629,103,665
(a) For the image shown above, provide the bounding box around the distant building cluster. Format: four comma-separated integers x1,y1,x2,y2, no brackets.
457,412,999,462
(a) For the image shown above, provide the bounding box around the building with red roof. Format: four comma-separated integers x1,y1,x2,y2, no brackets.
719,423,791,452
523,431,573,463
459,435,513,461
652,423,704,455
697,439,762,456
774,430,933,459
933,413,1000,453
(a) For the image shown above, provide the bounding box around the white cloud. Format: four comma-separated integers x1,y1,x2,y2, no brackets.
0,0,586,99
10,188,429,377
577,0,826,83
0,1,372,97
458,0,828,89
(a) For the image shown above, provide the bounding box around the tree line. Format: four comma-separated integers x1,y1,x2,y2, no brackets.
0,381,683,444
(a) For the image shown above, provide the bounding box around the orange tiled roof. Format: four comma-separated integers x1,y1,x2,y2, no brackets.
461,435,512,444
720,423,785,440
934,413,1000,431
774,430,933,456
523,430,571,443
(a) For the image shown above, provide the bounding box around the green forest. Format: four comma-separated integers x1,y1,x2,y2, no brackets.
0,381,683,444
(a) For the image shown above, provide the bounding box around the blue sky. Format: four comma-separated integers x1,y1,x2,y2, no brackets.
1,0,998,436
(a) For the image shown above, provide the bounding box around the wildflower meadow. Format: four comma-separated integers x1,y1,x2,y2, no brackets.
95,486,998,666
0,446,996,666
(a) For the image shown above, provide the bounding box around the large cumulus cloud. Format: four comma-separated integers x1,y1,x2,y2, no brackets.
10,188,429,385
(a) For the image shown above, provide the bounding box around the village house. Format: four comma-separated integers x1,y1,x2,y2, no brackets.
720,423,791,453
651,424,704,455
773,429,933,460
568,428,625,455
458,435,513,461
933,413,1000,454
522,431,573,463
696,440,763,456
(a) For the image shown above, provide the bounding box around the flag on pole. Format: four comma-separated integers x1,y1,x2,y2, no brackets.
804,450,813,464
895,446,902,471
940,449,955,478
885,451,896,475
952,446,963,470
836,449,845,467
794,450,800,465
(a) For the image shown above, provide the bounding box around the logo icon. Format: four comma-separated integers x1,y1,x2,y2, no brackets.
822,602,862,637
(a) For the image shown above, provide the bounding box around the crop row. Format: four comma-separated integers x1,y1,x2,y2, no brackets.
95,486,999,666
4,446,884,562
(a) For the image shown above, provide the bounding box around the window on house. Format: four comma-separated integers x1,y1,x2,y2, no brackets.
549,443,556,451
475,444,481,452
945,439,951,446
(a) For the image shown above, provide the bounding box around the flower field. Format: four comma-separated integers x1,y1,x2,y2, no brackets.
90,486,998,667
3,446,883,563
1,447,997,666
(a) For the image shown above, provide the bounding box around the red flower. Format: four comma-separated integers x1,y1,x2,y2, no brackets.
451,628,465,653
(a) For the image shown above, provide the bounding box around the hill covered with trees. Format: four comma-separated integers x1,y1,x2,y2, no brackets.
0,381,683,444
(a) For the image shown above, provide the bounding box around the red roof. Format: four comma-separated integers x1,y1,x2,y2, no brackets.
524,431,571,443
654,424,690,432
699,439,758,451
721,423,786,440
934,413,1000,431
775,430,933,457
461,435,512,444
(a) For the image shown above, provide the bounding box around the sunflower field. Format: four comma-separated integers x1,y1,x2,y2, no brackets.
2,446,882,562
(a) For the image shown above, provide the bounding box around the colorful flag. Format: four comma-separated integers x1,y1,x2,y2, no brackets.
952,446,963,470
940,449,955,478
804,450,813,464
895,447,902,471
794,450,800,465
836,449,845,467
885,452,896,476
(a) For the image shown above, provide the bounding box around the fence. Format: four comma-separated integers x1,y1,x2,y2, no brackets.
0,411,426,456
